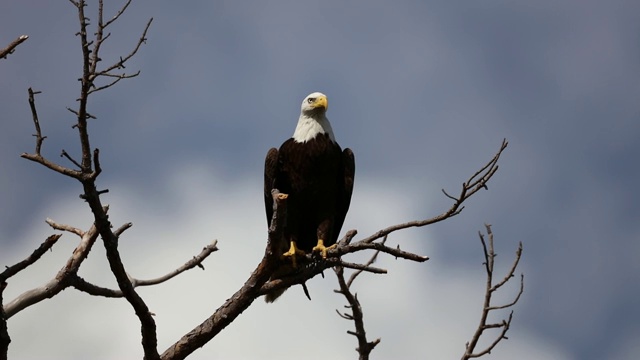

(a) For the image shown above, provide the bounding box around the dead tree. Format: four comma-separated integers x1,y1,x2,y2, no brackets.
1,1,523,359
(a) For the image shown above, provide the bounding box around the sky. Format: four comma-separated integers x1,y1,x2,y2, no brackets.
1,1,639,359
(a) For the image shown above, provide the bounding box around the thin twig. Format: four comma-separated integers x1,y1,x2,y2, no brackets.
66,107,96,120
60,150,82,169
96,18,152,76
27,88,45,155
88,71,140,94
491,241,523,292
103,0,132,28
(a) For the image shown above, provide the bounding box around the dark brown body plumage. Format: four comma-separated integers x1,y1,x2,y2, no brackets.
264,133,355,256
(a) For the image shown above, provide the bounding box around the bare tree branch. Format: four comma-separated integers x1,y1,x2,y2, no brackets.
97,19,152,76
87,0,153,96
87,71,139,94
70,275,122,298
133,240,218,286
160,191,287,360
3,217,100,319
351,139,508,247
21,89,83,179
333,260,386,275
60,150,83,169
334,243,384,360
1,228,77,358
114,222,133,237
26,88,45,155
333,239,429,262
103,0,132,28
18,2,158,357
82,185,159,359
45,218,84,237
462,224,524,360
0,35,28,59
1,235,62,282
65,1,161,357
72,240,220,297
71,0,95,171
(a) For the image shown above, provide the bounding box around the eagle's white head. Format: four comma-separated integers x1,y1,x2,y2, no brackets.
292,92,336,143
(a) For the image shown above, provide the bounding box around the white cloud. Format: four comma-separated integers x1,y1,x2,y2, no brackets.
2,163,568,360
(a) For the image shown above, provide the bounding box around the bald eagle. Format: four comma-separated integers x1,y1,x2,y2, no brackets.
264,92,355,302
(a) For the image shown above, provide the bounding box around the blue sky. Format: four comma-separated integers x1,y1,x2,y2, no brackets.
1,1,639,359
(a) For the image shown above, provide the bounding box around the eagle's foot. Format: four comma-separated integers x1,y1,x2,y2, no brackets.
312,239,336,259
281,241,305,268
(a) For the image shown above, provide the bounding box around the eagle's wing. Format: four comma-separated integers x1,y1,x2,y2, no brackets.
334,148,355,243
264,147,279,226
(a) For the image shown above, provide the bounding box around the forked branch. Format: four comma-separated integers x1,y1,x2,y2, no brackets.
334,240,386,360
462,224,524,359
2,213,104,319
21,89,83,179
352,139,508,247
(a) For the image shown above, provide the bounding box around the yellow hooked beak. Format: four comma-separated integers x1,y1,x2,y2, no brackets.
312,95,328,110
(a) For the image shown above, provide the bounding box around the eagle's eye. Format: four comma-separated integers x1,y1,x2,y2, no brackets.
307,97,315,104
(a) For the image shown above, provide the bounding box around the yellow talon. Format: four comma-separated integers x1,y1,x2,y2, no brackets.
281,241,305,268
312,239,336,259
